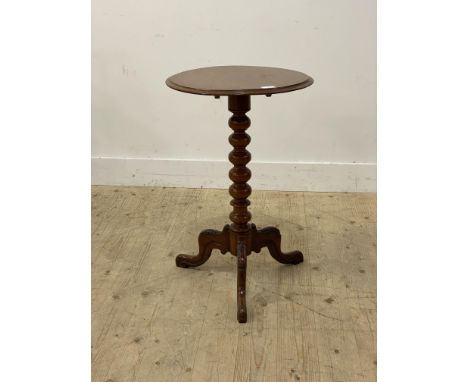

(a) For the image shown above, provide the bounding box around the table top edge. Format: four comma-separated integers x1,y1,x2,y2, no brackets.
165,76,314,96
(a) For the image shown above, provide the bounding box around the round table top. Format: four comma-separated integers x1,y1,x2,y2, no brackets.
166,66,313,96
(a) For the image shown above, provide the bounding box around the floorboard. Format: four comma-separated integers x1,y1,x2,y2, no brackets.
92,186,376,382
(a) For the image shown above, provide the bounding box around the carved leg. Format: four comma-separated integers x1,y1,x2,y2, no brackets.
236,239,248,323
175,224,230,268
251,224,304,265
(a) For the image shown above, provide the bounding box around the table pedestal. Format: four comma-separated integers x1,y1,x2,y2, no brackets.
175,95,303,323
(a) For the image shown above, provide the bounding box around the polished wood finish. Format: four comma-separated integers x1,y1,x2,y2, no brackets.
227,95,252,233
228,95,251,322
175,225,230,268
251,225,304,265
166,65,313,96
167,66,313,322
174,95,304,322
175,221,304,323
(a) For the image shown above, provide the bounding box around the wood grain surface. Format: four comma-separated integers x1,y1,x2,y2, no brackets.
166,66,313,96
92,186,376,382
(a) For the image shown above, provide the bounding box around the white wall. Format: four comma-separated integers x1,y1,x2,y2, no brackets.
92,0,376,192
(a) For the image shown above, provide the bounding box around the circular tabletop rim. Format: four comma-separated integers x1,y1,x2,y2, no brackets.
165,65,314,96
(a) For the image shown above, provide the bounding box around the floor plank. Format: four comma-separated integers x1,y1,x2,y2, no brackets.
92,186,376,382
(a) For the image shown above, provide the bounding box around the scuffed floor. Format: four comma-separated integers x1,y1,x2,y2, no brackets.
92,186,376,382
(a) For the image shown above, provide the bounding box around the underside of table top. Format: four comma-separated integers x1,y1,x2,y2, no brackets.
166,65,313,96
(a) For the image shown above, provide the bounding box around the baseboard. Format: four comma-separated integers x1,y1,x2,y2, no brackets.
91,157,376,192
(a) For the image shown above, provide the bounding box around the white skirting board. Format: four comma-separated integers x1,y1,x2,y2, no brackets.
91,157,376,192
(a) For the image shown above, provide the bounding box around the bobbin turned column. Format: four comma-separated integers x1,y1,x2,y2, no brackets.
227,95,252,323
228,95,252,233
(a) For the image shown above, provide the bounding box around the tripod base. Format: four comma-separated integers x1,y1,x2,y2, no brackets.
176,223,303,323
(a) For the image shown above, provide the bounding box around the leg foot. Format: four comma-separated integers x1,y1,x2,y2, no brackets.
176,225,230,268
236,239,247,323
251,225,304,265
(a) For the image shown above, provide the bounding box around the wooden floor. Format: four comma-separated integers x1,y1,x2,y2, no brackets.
92,186,376,382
